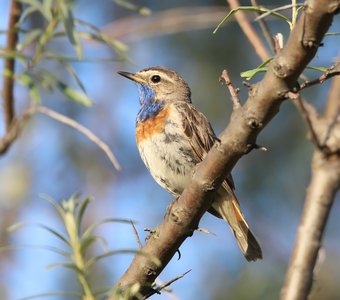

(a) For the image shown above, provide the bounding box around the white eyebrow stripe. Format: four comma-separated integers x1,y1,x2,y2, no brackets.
139,70,175,84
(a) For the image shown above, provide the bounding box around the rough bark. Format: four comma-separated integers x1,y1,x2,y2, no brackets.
280,67,340,300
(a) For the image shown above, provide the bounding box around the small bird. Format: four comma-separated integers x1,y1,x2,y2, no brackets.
118,66,262,261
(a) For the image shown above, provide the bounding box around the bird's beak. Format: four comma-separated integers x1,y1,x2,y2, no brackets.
117,71,147,84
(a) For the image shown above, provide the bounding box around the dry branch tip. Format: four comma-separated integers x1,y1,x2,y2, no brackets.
220,69,242,110
145,269,192,299
131,220,143,249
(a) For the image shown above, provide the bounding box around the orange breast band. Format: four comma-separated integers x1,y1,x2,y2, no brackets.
136,107,170,144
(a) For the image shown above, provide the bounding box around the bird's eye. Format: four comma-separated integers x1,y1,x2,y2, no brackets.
151,75,161,83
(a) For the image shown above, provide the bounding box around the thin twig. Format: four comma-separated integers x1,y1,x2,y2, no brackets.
290,93,323,150
250,143,268,152
297,63,340,91
130,220,143,249
227,0,270,61
196,227,216,235
144,269,192,299
251,0,276,52
35,106,121,170
280,152,340,300
0,105,121,170
219,69,241,110
254,3,303,22
2,0,21,131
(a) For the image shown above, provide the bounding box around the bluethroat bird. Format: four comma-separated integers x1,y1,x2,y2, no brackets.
118,66,262,261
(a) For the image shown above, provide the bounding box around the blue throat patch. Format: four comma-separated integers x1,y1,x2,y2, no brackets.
137,83,155,105
136,83,164,122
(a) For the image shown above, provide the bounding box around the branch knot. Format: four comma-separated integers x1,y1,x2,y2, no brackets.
272,60,291,78
247,117,262,129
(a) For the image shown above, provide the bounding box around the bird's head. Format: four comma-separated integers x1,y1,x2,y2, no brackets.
118,66,191,106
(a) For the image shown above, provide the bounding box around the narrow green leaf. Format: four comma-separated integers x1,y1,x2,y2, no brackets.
18,29,42,51
58,60,87,93
93,286,111,297
18,0,53,22
214,6,291,34
58,82,92,106
257,57,274,68
18,73,41,104
82,218,133,239
112,0,151,15
18,291,82,300
17,0,41,6
60,4,76,44
46,262,82,273
41,50,121,63
39,71,93,106
80,235,107,255
86,249,161,269
33,17,59,64
240,57,273,80
60,3,83,59
40,193,65,219
77,31,128,54
8,222,70,245
7,222,25,232
41,0,53,21
306,66,331,72
241,67,268,80
76,197,91,231
75,19,128,54
0,244,70,257
18,5,38,24
0,50,29,65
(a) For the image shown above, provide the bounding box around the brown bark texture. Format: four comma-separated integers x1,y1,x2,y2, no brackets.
280,69,340,300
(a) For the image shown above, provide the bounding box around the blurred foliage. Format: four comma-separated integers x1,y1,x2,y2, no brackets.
1,0,129,106
5,195,140,299
0,0,339,300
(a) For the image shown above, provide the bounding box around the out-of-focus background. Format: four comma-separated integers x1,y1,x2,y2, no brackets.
0,1,339,299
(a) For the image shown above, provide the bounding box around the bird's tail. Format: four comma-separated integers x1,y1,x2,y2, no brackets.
211,192,262,262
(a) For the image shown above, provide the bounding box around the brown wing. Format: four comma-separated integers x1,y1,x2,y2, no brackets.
175,102,235,190
175,103,262,261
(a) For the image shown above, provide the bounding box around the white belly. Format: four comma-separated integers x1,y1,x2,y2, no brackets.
137,132,196,196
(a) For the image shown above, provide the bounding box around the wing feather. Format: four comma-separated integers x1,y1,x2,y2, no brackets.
175,102,235,190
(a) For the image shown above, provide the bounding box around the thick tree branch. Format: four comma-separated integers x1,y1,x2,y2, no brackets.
281,63,340,300
112,1,339,299
280,137,340,300
2,0,21,131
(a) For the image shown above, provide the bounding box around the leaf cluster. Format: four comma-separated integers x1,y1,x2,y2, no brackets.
5,194,147,299
1,0,129,106
214,2,339,80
